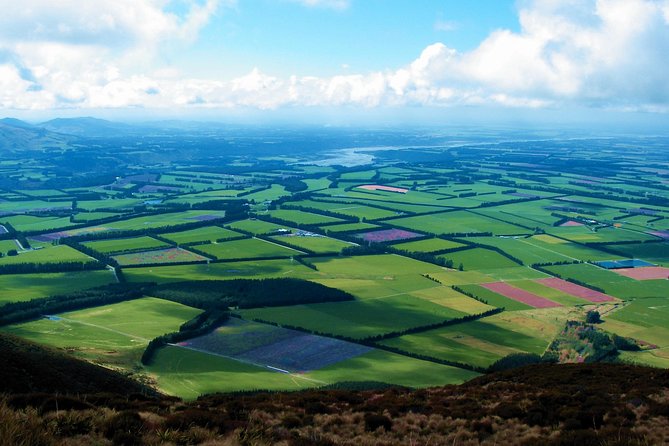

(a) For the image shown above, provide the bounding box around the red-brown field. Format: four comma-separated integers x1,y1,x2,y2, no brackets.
613,266,669,280
357,184,409,193
537,277,616,302
482,282,562,308
560,220,584,227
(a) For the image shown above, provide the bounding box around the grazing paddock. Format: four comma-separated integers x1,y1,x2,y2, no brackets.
83,236,169,255
123,259,320,283
194,237,300,260
0,244,94,265
161,226,242,245
0,270,115,305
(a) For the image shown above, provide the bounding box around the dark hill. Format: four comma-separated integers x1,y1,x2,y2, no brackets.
39,117,139,137
2,337,668,445
0,333,155,396
0,120,71,151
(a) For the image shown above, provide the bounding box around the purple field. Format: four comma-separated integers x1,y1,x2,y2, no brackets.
355,228,422,243
112,247,208,265
180,318,372,373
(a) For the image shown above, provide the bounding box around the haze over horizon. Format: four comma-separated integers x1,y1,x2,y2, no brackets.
2,0,669,127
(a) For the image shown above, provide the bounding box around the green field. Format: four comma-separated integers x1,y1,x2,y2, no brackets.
194,237,300,260
269,235,353,253
226,219,287,234
83,236,169,254
160,226,243,245
439,247,520,270
0,244,94,265
123,258,320,283
242,294,467,339
269,209,346,225
3,297,201,369
0,215,74,232
392,237,466,253
388,210,528,236
381,317,551,368
0,270,115,305
286,200,400,220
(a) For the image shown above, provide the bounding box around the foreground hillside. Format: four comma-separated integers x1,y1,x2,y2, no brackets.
2,333,669,446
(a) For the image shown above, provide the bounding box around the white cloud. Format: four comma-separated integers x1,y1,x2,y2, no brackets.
0,0,668,112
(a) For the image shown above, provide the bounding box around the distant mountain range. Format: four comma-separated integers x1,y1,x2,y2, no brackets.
0,118,73,151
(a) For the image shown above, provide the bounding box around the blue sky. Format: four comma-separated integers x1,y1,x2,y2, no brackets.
1,0,669,124
180,1,520,78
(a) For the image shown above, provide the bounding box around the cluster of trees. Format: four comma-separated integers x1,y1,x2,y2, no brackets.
141,309,230,365
0,260,104,275
151,278,355,310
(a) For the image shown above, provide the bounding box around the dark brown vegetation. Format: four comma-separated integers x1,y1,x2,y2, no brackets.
3,333,669,445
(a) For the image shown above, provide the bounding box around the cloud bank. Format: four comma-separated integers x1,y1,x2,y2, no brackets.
1,0,668,112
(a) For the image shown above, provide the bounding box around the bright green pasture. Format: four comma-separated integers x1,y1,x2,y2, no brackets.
241,294,467,339
107,210,226,231
270,209,346,225
392,238,466,253
123,258,319,283
0,245,93,265
269,235,353,254
226,219,287,235
600,297,669,348
194,237,300,260
160,226,242,245
311,275,439,300
0,270,115,305
439,248,520,270
0,239,19,253
465,236,570,265
522,234,620,262
83,236,169,254
3,297,201,368
244,184,289,202
0,200,71,214
310,254,443,278
387,210,528,236
287,200,399,220
408,286,494,314
0,215,74,232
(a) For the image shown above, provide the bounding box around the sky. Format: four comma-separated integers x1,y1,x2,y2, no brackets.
1,0,669,125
